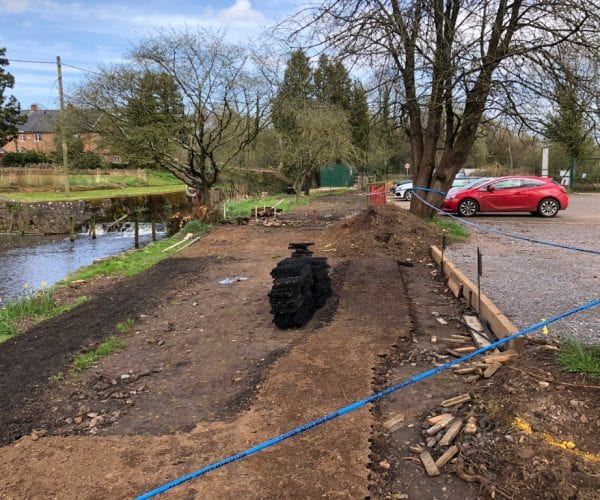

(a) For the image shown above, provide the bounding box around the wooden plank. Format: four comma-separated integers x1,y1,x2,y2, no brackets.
484,351,517,364
445,338,467,345
439,419,464,446
419,451,441,477
451,334,471,340
454,346,476,353
427,413,452,425
426,415,454,435
435,445,459,468
431,246,521,347
384,413,405,431
440,393,471,407
463,316,493,348
447,276,463,298
483,362,502,378
453,367,476,375
463,315,486,334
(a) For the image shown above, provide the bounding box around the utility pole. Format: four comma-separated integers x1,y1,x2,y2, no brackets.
57,56,69,193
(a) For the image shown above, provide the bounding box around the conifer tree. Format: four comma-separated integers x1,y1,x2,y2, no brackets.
0,48,24,147
271,49,313,134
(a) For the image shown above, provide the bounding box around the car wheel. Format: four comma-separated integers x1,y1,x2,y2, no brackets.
537,197,559,217
404,190,412,201
457,198,478,217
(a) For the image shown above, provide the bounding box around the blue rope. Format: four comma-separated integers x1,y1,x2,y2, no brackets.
411,189,600,256
135,298,600,499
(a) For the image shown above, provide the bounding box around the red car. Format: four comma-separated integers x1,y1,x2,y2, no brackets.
441,176,569,217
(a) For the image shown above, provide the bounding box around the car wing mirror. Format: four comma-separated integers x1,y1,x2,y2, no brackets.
486,185,496,192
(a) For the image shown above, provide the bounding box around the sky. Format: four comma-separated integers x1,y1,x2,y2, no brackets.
0,0,297,110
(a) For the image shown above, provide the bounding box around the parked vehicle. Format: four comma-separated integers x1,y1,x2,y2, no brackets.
394,181,413,200
445,177,495,198
441,176,568,217
451,177,471,188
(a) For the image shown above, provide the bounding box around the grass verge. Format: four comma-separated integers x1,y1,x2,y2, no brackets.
429,216,470,241
72,336,126,371
224,189,351,218
0,287,89,343
556,338,600,380
4,184,184,202
65,222,210,282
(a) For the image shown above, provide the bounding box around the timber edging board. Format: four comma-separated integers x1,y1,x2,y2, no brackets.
430,245,522,350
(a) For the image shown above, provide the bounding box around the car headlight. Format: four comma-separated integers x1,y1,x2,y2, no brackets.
445,195,455,201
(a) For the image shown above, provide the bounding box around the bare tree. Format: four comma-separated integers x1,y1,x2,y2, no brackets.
74,29,273,206
279,102,357,194
281,1,600,216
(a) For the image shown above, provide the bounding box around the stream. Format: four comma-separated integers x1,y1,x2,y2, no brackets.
0,223,166,304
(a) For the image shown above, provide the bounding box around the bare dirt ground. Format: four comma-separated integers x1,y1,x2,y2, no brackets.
0,193,598,499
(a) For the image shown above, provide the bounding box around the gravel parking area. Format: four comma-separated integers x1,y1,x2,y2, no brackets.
444,196,599,344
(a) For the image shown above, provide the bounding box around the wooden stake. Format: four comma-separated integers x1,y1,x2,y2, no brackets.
419,451,440,477
69,216,75,242
426,415,454,435
440,393,471,407
439,419,464,446
90,215,96,239
435,445,459,468
134,216,140,249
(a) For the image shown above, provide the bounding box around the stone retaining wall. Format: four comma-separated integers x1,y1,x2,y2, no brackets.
0,192,189,235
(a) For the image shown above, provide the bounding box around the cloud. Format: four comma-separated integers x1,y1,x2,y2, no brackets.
0,0,31,13
219,0,264,25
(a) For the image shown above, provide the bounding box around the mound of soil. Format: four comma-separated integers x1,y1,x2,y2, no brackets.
325,205,440,259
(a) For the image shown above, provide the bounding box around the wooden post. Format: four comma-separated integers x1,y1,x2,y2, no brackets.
57,56,69,194
90,214,96,239
69,216,75,242
134,216,140,249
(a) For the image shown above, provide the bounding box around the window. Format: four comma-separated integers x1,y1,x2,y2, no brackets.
491,179,522,190
18,133,24,142
34,133,43,142
521,179,545,187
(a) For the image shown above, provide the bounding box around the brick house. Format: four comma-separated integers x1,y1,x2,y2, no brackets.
3,104,102,157
4,104,59,154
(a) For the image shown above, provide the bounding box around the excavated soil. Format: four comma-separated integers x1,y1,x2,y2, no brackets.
0,193,598,499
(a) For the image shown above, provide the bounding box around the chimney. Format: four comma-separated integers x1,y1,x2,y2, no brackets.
30,104,39,112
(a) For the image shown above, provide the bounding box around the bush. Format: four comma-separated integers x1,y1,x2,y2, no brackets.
73,151,103,170
181,220,210,234
219,169,291,197
2,151,51,167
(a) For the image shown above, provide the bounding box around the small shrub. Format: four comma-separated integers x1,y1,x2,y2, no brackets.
181,220,209,234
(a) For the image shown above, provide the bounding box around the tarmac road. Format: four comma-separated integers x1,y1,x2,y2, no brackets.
452,192,600,224
437,193,600,343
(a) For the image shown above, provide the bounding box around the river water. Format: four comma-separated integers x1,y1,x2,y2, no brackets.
0,224,166,304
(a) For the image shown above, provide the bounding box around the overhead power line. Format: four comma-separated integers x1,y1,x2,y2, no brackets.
6,58,100,75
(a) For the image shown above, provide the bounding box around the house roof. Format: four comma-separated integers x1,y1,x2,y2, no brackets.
18,110,60,133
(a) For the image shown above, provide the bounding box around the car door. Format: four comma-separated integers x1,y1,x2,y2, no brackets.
478,178,523,211
517,179,548,210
